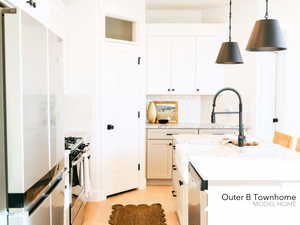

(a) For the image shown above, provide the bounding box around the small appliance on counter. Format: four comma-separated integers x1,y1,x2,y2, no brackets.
65,136,91,225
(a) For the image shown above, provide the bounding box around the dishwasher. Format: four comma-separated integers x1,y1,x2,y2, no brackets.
188,163,208,225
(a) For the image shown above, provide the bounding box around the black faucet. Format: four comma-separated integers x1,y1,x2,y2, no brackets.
211,88,246,147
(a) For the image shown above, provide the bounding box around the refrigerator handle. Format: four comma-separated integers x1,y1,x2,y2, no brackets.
28,175,63,215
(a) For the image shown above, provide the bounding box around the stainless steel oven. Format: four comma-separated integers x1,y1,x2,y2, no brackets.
70,151,85,225
65,137,90,225
188,163,208,225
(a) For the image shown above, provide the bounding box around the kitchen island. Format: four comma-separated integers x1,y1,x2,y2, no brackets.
172,134,300,225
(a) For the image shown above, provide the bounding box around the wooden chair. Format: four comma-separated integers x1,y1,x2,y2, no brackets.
273,131,293,149
296,138,300,152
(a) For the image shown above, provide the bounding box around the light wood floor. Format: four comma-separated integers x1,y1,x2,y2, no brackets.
82,186,180,225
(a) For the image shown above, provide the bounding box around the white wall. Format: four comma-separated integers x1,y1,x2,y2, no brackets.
146,9,202,23
201,7,227,23
272,1,300,140
65,0,146,201
146,7,226,23
65,0,105,201
216,0,260,136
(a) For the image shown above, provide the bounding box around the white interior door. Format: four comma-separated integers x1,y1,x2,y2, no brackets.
146,36,171,95
103,43,140,196
171,37,196,95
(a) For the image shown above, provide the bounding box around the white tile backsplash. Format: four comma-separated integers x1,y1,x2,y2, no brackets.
147,95,202,124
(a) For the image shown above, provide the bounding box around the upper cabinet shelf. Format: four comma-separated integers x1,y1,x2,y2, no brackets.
146,24,226,96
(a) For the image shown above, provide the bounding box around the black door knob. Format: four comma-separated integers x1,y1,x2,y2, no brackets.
107,124,114,130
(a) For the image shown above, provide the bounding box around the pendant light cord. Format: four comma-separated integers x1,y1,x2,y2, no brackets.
265,0,269,19
229,0,232,42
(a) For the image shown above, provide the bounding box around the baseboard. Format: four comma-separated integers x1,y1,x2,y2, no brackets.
87,190,106,202
139,177,147,189
147,179,172,186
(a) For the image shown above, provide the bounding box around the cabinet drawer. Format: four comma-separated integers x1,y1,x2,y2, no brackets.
147,129,198,139
198,129,238,135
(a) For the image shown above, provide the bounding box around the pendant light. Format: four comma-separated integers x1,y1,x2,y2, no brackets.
216,0,243,64
247,0,287,51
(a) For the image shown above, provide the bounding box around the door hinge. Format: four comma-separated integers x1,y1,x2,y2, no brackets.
138,164,141,171
2,8,17,14
138,57,141,65
138,111,141,119
273,118,279,123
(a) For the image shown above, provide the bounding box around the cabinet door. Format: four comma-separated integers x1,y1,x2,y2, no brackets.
196,36,224,95
48,30,64,168
147,140,173,179
147,37,171,95
171,37,196,95
21,12,50,190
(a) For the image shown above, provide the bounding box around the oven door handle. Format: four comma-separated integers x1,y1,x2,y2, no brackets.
72,157,84,166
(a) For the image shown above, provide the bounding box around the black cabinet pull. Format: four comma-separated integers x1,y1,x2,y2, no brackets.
172,190,177,197
172,89,175,91
168,89,171,92
166,133,178,136
107,124,114,130
196,89,200,92
26,0,36,8
169,142,172,146
179,180,184,186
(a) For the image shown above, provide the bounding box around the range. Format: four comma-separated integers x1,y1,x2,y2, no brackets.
65,136,91,225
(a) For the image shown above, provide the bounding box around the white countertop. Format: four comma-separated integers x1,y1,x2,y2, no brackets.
146,123,248,129
174,134,300,182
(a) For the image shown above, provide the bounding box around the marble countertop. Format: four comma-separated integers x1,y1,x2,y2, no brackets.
174,134,300,182
146,123,249,129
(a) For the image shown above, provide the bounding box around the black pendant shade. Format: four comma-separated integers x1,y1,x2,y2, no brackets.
216,42,243,64
247,19,287,51
216,0,243,64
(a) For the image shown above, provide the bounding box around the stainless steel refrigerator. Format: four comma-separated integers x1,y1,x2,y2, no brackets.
0,6,12,225
0,4,67,225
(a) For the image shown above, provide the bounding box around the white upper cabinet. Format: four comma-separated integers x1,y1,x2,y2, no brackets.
146,36,171,95
171,37,197,95
10,0,49,25
196,36,225,95
146,24,225,95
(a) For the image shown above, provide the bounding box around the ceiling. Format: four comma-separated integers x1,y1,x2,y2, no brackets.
146,0,227,10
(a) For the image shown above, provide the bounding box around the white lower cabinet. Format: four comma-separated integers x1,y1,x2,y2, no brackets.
172,168,188,225
146,129,198,181
147,140,173,179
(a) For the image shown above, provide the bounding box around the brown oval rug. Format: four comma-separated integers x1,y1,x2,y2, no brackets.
109,203,167,225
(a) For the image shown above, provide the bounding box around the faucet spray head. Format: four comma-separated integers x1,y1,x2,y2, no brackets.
211,112,216,124
211,105,216,124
